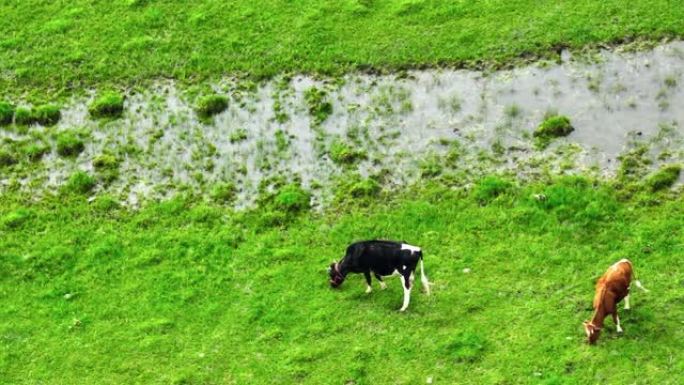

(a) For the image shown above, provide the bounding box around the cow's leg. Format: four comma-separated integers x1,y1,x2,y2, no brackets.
613,312,623,333
363,271,373,293
399,273,412,312
374,273,386,290
624,294,631,310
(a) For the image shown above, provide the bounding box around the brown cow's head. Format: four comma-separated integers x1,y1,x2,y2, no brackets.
583,321,601,344
327,262,344,288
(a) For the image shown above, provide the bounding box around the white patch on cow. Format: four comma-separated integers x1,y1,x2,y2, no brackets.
401,244,421,253
616,316,623,333
365,285,372,294
399,275,412,312
624,294,631,310
380,281,387,290
402,265,406,270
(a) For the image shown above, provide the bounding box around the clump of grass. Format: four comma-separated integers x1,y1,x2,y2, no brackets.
64,171,96,194
329,139,366,165
0,149,18,167
304,87,332,125
89,92,125,118
93,153,120,184
419,155,443,177
273,184,310,213
442,332,487,363
504,104,521,118
196,95,228,118
473,176,513,205
1,208,32,229
438,94,462,113
273,100,289,123
617,145,651,180
664,75,678,88
533,115,573,149
13,107,34,125
229,128,248,143
275,129,289,153
645,164,681,192
210,182,237,204
33,104,61,126
22,142,50,162
334,174,381,204
0,101,14,125
56,131,85,157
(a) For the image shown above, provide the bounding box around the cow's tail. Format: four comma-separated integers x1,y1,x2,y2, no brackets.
632,263,649,293
419,251,431,295
634,279,649,292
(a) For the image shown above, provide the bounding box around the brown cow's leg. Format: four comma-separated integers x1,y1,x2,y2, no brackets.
613,312,623,333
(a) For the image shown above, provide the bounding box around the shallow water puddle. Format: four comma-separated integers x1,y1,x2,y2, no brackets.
2,41,684,206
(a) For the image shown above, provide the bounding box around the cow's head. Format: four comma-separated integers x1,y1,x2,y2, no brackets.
583,321,601,344
327,262,344,288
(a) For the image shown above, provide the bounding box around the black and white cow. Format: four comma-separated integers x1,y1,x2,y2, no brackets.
327,240,430,311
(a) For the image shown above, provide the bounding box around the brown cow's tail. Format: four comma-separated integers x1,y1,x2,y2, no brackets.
632,264,649,292
634,279,649,292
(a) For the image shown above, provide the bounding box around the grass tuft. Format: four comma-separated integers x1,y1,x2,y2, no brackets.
534,115,573,149
56,131,85,157
273,184,311,213
33,104,61,126
64,171,96,194
196,95,228,118
0,149,18,167
329,139,366,165
210,182,237,204
442,331,487,363
0,102,14,125
22,142,50,162
304,87,333,125
645,164,681,192
93,153,120,184
13,107,34,126
1,208,32,229
473,176,513,205
89,92,125,118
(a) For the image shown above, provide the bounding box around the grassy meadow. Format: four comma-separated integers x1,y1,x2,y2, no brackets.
1,177,683,384
3,0,684,384
2,0,684,97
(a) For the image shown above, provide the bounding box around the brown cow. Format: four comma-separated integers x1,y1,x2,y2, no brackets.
583,258,649,344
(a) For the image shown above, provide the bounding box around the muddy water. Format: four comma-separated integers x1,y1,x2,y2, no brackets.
2,41,684,207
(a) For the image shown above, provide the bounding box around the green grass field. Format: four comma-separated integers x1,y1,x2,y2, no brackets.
2,0,684,97
2,177,683,384
3,1,684,383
